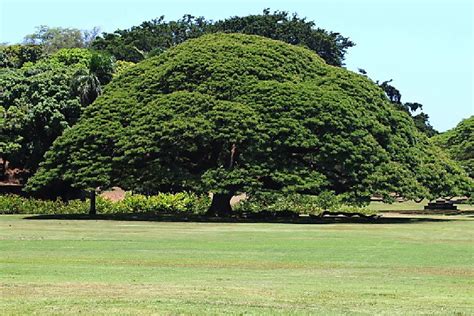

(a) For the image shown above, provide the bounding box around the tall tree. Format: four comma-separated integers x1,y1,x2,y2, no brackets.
91,9,354,66
28,34,471,211
24,25,101,54
92,15,210,62
212,9,354,66
0,48,93,180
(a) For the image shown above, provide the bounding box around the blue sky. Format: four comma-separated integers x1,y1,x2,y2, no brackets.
1,0,472,131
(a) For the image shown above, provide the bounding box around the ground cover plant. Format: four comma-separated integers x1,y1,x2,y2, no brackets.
1,215,473,315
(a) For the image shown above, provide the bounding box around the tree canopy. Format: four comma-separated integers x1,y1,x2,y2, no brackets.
23,25,100,54
212,9,354,67
0,44,43,68
377,79,438,137
91,9,354,66
432,116,474,178
27,34,471,212
0,48,113,178
356,73,439,138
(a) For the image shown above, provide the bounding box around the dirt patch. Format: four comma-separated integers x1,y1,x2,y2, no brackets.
100,187,126,202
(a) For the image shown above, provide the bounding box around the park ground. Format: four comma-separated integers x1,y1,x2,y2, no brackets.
1,204,473,315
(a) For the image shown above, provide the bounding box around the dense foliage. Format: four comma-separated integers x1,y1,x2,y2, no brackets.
234,191,376,218
0,44,43,68
432,116,474,178
0,192,210,215
0,48,102,176
92,9,354,66
0,192,375,217
27,34,472,214
212,9,354,67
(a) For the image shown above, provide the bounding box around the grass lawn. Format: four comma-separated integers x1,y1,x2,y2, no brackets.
1,214,473,315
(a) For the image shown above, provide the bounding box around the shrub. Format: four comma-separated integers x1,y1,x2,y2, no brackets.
337,205,377,216
235,193,309,217
120,194,149,213
0,192,375,217
0,195,26,214
0,192,210,215
118,192,210,214
235,191,376,217
0,195,85,215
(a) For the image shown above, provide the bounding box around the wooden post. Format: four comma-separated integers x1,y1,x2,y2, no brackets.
89,190,96,215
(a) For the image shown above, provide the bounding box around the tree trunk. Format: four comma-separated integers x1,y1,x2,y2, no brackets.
207,193,233,217
0,158,6,181
89,190,96,215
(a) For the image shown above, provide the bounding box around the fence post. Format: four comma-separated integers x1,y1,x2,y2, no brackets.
89,190,96,215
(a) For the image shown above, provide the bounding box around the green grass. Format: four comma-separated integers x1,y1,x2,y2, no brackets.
1,214,473,315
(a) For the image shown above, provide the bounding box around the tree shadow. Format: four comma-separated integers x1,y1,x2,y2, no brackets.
22,213,463,225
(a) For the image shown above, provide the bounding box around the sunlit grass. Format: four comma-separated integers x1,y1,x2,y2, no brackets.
1,214,473,315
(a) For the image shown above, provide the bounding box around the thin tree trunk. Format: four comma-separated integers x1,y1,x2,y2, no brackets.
89,190,96,215
207,193,233,217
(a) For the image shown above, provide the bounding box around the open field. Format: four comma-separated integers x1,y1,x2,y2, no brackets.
1,214,473,315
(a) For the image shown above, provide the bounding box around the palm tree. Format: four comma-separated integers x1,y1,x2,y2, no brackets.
71,52,114,106
71,68,102,106
70,53,115,214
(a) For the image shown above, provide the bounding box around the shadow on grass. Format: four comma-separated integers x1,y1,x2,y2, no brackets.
22,213,462,225
380,210,474,215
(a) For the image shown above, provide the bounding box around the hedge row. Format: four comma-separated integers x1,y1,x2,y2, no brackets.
0,192,210,215
234,192,376,217
0,191,376,217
